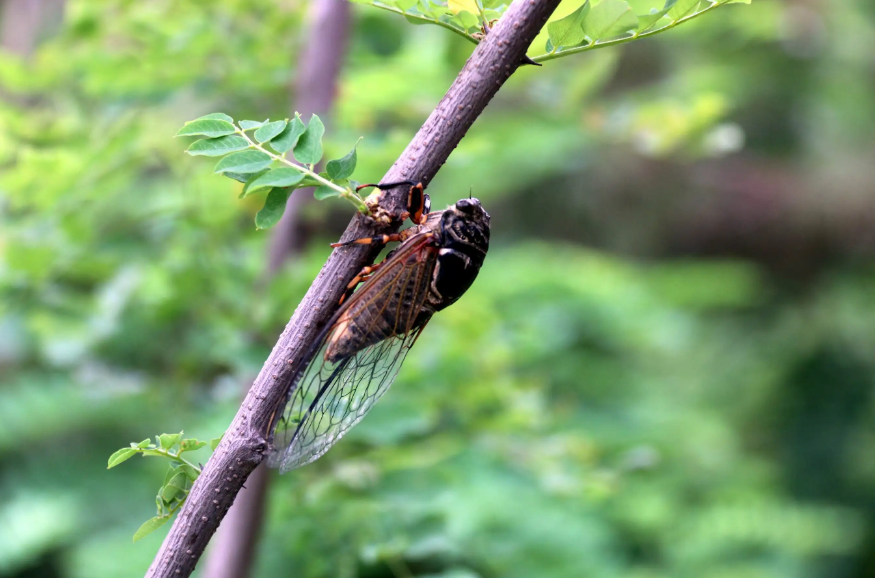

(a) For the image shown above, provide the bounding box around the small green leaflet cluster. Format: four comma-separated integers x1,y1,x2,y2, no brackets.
107,432,223,542
177,113,366,229
352,0,749,63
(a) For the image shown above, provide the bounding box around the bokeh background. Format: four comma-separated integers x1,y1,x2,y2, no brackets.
2,0,875,577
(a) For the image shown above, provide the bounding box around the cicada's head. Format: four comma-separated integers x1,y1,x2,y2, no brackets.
441,197,490,257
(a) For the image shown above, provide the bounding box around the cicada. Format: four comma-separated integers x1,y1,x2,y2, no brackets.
267,182,490,472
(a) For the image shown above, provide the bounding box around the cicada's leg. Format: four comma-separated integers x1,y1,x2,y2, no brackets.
330,233,404,249
330,224,422,249
338,260,388,305
334,228,436,305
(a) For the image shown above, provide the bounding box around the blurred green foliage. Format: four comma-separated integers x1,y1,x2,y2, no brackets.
2,0,875,577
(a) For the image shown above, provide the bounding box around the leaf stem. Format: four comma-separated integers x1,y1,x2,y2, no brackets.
147,448,202,474
533,0,723,63
235,129,369,213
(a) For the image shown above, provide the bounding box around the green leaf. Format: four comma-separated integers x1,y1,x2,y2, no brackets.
140,449,166,458
255,188,293,229
159,432,182,450
583,0,638,41
314,184,341,200
547,3,591,47
225,172,250,184
448,0,479,13
210,435,224,451
186,135,249,157
136,438,152,449
637,8,670,31
179,439,207,452
236,169,267,197
484,8,502,20
719,0,749,4
294,114,325,165
270,115,306,154
453,9,480,30
107,448,138,469
244,168,305,196
214,150,272,174
162,465,178,487
161,472,189,502
178,464,200,482
133,516,171,543
254,120,288,143
419,0,453,18
667,0,699,20
404,14,431,25
637,0,676,31
194,112,234,123
175,119,236,138
295,177,320,189
326,139,361,180
239,119,266,130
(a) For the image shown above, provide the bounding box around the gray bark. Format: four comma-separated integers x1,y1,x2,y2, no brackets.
145,1,562,576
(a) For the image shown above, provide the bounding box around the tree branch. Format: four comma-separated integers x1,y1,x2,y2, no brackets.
145,1,562,576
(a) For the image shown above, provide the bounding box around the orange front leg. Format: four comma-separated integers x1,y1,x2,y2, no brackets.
330,233,404,249
330,224,422,249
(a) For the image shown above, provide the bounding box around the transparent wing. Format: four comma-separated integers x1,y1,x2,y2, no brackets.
267,233,437,473
267,326,425,472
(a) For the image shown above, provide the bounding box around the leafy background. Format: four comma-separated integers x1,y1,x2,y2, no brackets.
3,0,875,577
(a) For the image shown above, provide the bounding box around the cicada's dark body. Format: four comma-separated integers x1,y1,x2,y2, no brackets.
267,193,490,472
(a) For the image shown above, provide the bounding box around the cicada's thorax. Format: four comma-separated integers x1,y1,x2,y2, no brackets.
423,199,490,315
325,199,490,363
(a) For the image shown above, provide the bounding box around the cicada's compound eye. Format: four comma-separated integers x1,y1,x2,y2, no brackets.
455,197,482,214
